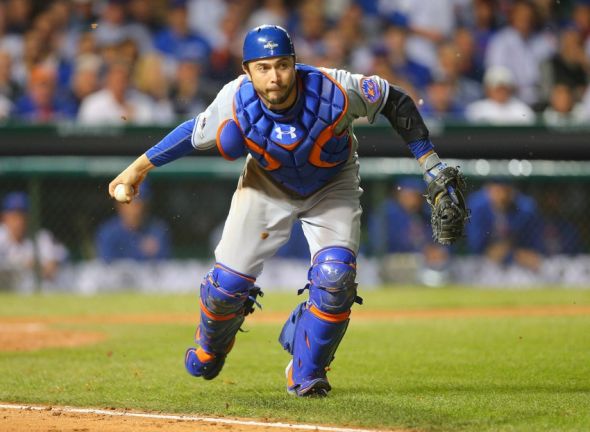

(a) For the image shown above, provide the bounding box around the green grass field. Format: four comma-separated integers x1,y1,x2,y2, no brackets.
1,287,589,431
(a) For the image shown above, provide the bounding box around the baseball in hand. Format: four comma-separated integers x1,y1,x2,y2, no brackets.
114,184,134,203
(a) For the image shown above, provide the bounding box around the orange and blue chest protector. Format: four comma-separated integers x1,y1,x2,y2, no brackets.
229,64,350,196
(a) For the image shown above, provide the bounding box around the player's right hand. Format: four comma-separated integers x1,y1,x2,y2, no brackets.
108,154,155,201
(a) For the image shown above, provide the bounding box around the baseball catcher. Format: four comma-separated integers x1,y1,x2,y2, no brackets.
108,25,467,397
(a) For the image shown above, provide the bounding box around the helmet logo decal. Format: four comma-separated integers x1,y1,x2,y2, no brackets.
264,41,279,50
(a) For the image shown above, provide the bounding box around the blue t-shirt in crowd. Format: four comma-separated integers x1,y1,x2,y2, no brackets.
96,217,171,263
153,29,211,63
13,94,77,122
466,189,544,254
368,200,432,254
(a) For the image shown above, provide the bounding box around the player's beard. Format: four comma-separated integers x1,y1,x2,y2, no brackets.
261,78,296,107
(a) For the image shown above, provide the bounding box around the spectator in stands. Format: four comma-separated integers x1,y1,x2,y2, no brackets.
72,32,99,63
542,84,586,126
133,53,175,124
0,192,68,289
435,41,483,107
128,0,163,34
0,50,21,101
77,59,157,125
539,188,583,255
93,0,153,55
13,29,50,87
570,0,590,59
3,0,33,36
65,54,102,114
13,65,77,122
95,183,171,263
247,0,288,30
333,3,367,66
461,0,499,81
420,76,465,121
367,178,449,268
466,179,544,271
540,27,589,103
0,1,24,61
170,55,208,118
291,0,327,65
0,48,18,119
315,28,349,70
465,66,536,124
207,2,243,86
485,0,556,107
0,93,10,119
60,1,99,62
374,23,432,92
153,0,211,67
398,0,457,71
186,0,227,50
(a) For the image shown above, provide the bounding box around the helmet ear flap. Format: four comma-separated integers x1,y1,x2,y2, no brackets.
242,25,296,64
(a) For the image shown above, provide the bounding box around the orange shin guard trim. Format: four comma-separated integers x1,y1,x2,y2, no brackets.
196,347,215,363
309,305,350,323
199,299,238,321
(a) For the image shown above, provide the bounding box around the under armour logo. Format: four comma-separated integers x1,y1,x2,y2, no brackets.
274,126,297,140
325,267,339,276
264,41,279,50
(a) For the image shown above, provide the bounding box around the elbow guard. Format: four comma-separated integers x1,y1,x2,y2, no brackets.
216,119,247,160
380,85,429,143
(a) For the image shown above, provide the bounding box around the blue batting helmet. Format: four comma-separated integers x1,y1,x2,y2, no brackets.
242,25,295,64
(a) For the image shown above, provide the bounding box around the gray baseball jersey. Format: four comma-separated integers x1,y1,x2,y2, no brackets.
191,68,390,277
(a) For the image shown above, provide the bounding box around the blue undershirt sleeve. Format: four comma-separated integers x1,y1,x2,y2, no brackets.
407,138,434,159
145,119,196,167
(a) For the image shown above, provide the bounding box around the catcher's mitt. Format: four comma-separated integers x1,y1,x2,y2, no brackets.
426,166,469,245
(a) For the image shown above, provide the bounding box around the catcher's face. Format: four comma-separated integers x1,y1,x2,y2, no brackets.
244,56,297,110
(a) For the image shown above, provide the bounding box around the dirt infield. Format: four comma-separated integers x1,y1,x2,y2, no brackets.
0,322,105,352
0,404,397,432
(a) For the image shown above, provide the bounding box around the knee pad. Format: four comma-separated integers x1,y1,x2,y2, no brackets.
308,247,358,315
200,263,254,315
197,263,255,355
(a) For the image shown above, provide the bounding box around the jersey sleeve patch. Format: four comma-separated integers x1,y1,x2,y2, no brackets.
360,76,381,104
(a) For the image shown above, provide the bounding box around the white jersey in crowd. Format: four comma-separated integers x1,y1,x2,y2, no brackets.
77,89,173,125
465,97,536,125
0,225,68,271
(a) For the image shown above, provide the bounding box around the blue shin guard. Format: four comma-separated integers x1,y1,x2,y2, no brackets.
279,247,359,396
185,263,258,380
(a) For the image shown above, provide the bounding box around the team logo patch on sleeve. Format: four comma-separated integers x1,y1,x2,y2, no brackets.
360,77,381,104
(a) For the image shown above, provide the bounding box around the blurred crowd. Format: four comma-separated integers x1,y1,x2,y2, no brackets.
1,0,590,125
365,177,585,283
1,178,586,290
